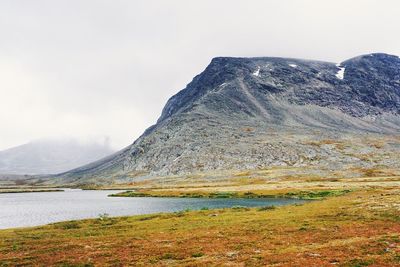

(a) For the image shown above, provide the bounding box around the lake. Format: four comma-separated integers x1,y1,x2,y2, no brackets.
0,189,306,229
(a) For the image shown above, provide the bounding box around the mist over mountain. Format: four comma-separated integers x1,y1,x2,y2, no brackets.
55,53,400,185
0,138,114,175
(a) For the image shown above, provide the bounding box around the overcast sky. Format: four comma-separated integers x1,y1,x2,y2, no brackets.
0,0,399,150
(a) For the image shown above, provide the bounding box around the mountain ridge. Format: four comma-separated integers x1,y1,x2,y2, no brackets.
53,53,400,185
0,139,115,175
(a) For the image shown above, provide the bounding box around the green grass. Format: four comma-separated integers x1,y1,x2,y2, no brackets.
283,189,352,199
110,189,352,200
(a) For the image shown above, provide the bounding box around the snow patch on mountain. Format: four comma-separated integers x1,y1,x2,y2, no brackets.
335,63,345,80
252,66,261,76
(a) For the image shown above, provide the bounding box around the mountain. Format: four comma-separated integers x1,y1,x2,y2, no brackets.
56,53,400,185
0,139,114,175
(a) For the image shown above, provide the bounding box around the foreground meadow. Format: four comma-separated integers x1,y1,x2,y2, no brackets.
0,174,400,266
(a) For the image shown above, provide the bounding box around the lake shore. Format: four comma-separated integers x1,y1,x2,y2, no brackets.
1,174,400,266
0,187,64,194
109,188,351,200
0,189,303,229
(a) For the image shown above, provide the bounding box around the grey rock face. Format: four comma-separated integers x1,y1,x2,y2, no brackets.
57,53,400,184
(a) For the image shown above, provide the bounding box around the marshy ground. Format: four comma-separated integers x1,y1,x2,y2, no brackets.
0,171,400,266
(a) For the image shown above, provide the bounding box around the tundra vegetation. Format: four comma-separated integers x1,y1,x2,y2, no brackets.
1,170,400,266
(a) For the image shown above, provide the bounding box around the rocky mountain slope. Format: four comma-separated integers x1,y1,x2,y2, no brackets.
0,139,114,175
56,53,400,185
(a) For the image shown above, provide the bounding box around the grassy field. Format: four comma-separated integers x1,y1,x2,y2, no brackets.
1,174,400,266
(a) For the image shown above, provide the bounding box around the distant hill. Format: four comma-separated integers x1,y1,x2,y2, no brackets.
0,139,114,175
57,53,400,185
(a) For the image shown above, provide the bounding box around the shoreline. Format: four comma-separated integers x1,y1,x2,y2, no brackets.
0,189,64,194
109,188,351,200
2,187,399,266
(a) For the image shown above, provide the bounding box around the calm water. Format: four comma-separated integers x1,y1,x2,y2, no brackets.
0,189,305,229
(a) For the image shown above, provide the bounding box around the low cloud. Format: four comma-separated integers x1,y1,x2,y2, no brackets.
1,0,399,150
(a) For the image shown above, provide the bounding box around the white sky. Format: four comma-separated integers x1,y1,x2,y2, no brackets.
0,0,399,150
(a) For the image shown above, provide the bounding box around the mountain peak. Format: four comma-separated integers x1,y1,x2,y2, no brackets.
55,53,400,185
158,53,399,124
344,52,399,62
